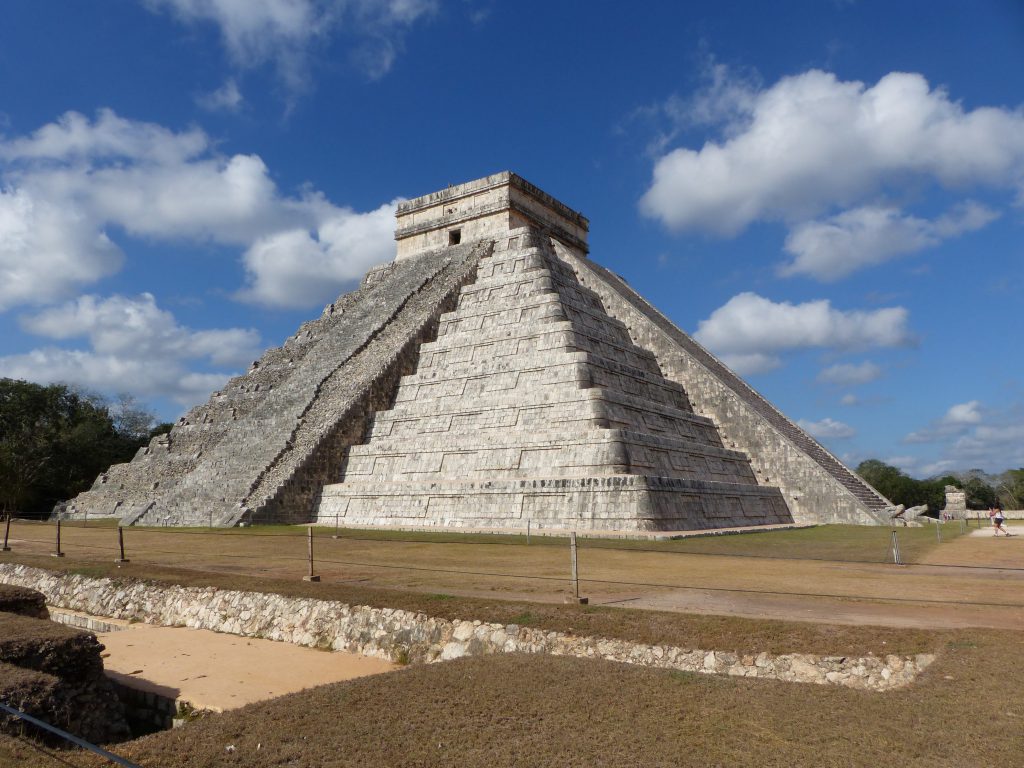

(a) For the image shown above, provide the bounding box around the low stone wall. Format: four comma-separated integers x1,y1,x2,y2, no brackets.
108,678,180,735
0,564,932,692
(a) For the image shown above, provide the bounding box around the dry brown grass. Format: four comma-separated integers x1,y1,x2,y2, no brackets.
5,519,1022,635
1,521,1022,766
2,631,1022,768
1,553,941,657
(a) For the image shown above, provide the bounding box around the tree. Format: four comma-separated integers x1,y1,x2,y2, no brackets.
855,460,948,512
996,469,1024,509
960,475,997,509
0,379,157,517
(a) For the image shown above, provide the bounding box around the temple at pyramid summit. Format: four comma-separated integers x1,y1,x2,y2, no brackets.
56,172,892,531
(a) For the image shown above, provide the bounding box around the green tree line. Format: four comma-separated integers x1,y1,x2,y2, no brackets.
0,378,172,518
856,459,1024,513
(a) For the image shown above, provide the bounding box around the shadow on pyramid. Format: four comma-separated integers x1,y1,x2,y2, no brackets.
56,173,891,533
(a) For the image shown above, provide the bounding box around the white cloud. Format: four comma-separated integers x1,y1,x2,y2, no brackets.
236,201,396,307
885,455,920,473
197,78,244,112
905,400,984,443
916,459,959,478
817,361,883,386
640,70,1024,235
0,110,397,310
144,0,331,90
0,187,123,311
780,202,998,281
144,0,437,87
840,393,860,406
1,293,261,406
943,400,983,426
903,403,1024,475
693,292,913,374
0,108,206,164
797,417,856,439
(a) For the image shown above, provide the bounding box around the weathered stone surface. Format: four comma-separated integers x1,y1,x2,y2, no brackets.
54,172,888,530
54,243,486,527
317,227,790,531
942,486,967,518
552,242,890,526
0,564,932,692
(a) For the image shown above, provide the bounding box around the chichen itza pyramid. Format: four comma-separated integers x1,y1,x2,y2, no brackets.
56,173,891,531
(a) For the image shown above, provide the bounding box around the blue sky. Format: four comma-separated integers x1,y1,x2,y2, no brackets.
1,0,1021,477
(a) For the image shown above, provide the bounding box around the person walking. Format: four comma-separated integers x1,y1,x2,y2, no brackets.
992,503,1013,536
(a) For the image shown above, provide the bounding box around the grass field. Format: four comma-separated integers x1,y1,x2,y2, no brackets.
3,519,1022,632
2,632,1022,767
1,521,1022,766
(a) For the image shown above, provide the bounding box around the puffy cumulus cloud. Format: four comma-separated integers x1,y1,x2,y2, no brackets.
0,293,262,406
0,110,397,311
640,70,1024,235
942,400,983,426
905,400,983,443
144,0,437,86
0,187,123,311
817,361,882,387
796,417,856,440
0,109,207,164
781,202,998,281
236,202,396,307
692,292,913,374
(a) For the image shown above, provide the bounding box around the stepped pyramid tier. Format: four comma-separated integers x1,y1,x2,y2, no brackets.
317,227,792,531
54,241,488,527
55,171,890,529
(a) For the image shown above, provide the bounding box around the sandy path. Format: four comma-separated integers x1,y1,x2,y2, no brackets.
98,624,397,712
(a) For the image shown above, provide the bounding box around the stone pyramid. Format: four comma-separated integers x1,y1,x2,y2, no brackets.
57,172,891,531
318,228,790,530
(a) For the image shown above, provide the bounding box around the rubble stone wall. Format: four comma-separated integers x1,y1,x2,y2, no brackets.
0,564,933,692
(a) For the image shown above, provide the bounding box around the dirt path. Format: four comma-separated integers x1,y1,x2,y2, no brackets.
97,623,396,711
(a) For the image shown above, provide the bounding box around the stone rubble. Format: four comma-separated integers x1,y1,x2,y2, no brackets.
0,564,932,692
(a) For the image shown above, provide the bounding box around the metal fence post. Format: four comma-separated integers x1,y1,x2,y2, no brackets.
526,519,531,545
936,518,942,543
2,515,11,552
115,526,130,564
890,530,902,565
52,519,65,558
304,528,320,582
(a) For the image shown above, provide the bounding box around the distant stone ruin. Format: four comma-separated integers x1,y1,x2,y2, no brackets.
941,485,967,518
55,172,890,531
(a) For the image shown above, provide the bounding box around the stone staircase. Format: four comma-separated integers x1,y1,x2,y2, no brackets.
55,242,487,526
317,228,791,531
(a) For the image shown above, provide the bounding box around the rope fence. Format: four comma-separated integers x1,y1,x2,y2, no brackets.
1,516,1022,611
